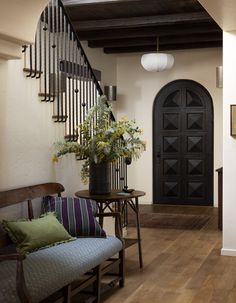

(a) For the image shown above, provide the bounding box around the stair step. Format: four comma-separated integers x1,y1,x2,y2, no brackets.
64,134,78,141
52,115,68,121
38,92,55,98
23,68,42,75
75,154,85,161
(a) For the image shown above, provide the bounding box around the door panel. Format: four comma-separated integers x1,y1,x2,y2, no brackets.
153,80,213,206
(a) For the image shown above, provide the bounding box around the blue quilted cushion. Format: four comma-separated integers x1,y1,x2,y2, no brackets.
0,236,122,303
42,196,106,238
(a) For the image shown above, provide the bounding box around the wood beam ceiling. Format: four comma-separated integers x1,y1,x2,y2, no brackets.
74,12,212,31
77,24,221,41
63,0,223,53
77,24,222,41
63,0,139,5
88,33,222,48
104,41,222,53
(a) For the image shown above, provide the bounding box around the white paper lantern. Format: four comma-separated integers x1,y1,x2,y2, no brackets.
141,53,174,72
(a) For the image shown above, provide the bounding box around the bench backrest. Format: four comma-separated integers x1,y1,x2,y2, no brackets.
0,183,64,248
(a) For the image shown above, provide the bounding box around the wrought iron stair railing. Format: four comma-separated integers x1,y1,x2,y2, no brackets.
22,0,128,191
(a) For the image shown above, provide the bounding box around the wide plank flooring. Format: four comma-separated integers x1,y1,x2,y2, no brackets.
102,206,236,303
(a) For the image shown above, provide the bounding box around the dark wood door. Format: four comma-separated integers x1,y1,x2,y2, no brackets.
153,80,213,206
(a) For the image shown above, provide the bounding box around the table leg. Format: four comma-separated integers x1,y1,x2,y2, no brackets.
98,202,104,228
135,197,143,268
117,201,123,237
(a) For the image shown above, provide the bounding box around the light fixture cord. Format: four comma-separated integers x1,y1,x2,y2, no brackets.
157,37,159,52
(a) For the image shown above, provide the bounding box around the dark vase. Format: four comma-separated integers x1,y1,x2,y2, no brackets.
89,161,111,195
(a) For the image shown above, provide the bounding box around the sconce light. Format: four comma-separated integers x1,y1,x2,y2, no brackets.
104,85,117,101
231,105,236,136
50,73,67,93
216,66,223,88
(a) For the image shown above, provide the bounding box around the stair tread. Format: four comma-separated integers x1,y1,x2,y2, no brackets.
38,92,55,97
23,68,42,74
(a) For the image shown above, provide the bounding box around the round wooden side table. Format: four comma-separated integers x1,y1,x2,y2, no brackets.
75,189,145,268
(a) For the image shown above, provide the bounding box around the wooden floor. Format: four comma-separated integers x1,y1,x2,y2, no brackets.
102,206,236,303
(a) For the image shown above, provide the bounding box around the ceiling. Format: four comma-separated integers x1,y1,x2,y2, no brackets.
63,0,222,54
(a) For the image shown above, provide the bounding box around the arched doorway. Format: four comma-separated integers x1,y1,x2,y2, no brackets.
153,80,214,206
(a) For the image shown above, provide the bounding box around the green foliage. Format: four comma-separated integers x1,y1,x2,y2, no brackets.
53,95,146,183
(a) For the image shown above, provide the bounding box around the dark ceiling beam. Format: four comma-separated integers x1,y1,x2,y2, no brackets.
89,37,156,48
74,12,212,31
88,33,222,48
77,24,221,40
104,41,222,53
63,0,139,5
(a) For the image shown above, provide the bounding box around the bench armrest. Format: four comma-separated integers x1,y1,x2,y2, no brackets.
0,253,32,303
0,253,25,262
96,212,123,241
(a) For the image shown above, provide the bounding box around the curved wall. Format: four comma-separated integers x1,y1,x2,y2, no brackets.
0,0,49,59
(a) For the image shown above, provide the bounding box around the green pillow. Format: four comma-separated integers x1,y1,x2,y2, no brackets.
2,212,75,254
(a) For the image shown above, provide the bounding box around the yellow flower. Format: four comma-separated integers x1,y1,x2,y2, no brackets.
52,155,59,163
120,116,129,122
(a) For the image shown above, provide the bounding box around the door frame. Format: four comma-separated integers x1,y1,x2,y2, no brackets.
152,79,214,205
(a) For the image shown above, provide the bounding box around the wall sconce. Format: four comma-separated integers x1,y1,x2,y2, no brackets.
231,105,236,136
216,66,223,88
50,73,67,93
104,85,117,101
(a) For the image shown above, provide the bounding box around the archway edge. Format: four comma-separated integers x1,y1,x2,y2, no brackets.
0,0,49,59
153,79,214,111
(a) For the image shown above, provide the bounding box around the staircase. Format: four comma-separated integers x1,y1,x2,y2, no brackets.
23,0,127,190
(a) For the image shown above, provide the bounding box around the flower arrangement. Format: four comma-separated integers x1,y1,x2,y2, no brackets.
53,95,146,183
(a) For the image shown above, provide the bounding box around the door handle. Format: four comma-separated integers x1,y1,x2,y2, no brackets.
157,152,161,158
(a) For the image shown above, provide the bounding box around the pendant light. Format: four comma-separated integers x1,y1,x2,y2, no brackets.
141,38,174,72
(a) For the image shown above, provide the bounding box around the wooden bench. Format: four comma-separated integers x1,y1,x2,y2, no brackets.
0,183,125,303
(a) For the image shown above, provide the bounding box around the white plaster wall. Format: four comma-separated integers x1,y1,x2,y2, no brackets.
0,59,57,219
116,48,223,205
221,31,236,256
0,0,49,44
198,0,236,31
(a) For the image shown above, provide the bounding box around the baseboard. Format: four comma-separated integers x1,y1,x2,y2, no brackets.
221,248,236,256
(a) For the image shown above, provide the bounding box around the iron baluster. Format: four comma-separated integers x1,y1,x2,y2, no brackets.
41,9,47,102
60,9,65,122
82,56,85,125
51,0,56,102
85,61,88,117
75,46,79,140
36,19,42,79
79,49,82,145
46,3,52,102
63,15,67,126
55,0,60,122
26,45,33,77
67,23,72,140
71,33,75,141
31,35,37,78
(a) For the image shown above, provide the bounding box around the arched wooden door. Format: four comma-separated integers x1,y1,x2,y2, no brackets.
153,80,213,206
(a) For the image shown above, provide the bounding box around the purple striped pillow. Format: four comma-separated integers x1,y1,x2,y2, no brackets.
42,197,106,238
